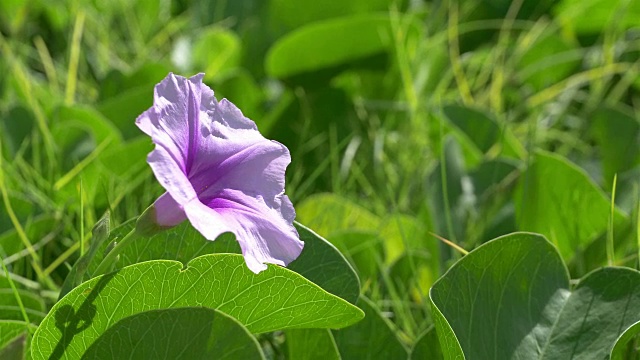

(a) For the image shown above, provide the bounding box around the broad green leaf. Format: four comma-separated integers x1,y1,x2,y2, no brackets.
97,86,154,140
516,33,578,92
86,220,239,276
288,223,360,304
82,308,264,360
554,0,640,34
269,0,404,30
87,221,356,302
94,137,151,179
333,297,408,359
297,193,428,264
296,193,380,238
379,213,430,264
100,63,171,101
328,230,385,281
469,158,519,201
192,28,241,82
32,254,364,359
442,105,500,154
286,329,340,360
51,105,123,145
410,327,443,360
430,303,464,360
515,151,627,261
431,232,640,359
215,70,264,121
389,252,435,301
590,106,640,188
0,0,27,34
442,105,524,160
611,320,640,360
266,14,416,79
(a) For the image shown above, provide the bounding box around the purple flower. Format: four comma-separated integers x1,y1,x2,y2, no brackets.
135,73,303,273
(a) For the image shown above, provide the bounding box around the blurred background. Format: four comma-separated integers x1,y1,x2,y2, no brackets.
2,0,640,349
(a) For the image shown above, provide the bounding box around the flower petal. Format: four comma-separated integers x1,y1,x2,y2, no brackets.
136,73,208,205
188,97,291,209
186,189,303,273
147,145,197,205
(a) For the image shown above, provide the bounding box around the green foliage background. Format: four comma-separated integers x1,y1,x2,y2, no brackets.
3,0,640,358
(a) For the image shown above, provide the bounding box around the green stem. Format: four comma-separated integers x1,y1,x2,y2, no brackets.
93,228,138,276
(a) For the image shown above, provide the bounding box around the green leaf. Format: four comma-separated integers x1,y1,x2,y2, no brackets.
590,106,640,187
389,252,435,300
514,151,627,261
82,308,264,360
442,105,500,154
51,105,123,145
97,86,154,140
469,158,519,201
86,221,240,277
266,14,416,79
192,28,241,82
328,230,385,281
288,223,360,304
410,327,443,360
269,0,404,30
430,232,640,359
379,214,431,265
286,329,340,360
296,193,380,238
516,33,578,92
554,0,640,34
297,193,428,265
32,254,364,359
333,297,408,359
87,220,357,302
611,320,640,360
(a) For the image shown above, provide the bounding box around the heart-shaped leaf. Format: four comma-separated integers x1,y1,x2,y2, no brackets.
32,254,364,359
86,221,359,303
515,151,627,262
82,308,264,360
430,232,640,359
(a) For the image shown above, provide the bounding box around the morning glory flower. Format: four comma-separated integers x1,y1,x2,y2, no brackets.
135,73,303,273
